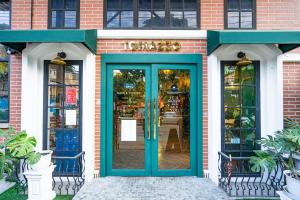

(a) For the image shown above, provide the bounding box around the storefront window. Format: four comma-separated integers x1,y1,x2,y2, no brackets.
0,45,9,123
105,0,199,29
49,0,79,29
221,61,260,157
0,0,11,30
225,0,255,29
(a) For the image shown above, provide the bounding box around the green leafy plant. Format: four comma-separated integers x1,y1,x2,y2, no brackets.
250,118,300,179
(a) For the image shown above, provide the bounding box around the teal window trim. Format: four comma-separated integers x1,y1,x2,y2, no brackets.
100,53,203,177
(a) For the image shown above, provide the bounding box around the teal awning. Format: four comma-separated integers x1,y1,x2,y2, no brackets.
207,30,300,55
0,29,97,54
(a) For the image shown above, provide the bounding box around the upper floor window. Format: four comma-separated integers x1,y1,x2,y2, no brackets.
49,0,80,29
0,0,11,30
105,0,199,29
225,0,255,29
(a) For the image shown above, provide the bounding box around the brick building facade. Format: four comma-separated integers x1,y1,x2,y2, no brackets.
0,0,299,182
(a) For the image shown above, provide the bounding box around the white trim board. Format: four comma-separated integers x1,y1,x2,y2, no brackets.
97,30,207,39
281,53,300,62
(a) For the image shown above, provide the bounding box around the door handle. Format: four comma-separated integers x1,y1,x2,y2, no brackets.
146,99,151,140
153,98,157,140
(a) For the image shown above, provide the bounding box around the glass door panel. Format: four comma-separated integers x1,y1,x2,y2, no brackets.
107,65,151,176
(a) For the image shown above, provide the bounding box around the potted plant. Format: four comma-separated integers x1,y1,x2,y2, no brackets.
249,119,300,199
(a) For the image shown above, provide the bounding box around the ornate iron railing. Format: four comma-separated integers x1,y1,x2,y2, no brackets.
218,151,285,198
13,151,85,196
52,151,85,195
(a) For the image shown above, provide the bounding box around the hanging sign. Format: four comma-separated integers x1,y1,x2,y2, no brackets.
124,41,181,52
65,88,77,105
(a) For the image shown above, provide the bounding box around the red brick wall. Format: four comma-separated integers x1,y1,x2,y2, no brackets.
11,0,31,30
257,0,300,30
80,0,103,29
283,62,300,123
201,0,224,30
95,39,209,171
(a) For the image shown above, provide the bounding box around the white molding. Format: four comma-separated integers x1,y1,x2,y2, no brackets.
97,30,207,39
281,53,300,62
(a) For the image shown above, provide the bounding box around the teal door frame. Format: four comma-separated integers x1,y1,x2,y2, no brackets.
101,54,203,177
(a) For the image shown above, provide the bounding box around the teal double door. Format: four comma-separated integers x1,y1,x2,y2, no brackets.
107,64,196,176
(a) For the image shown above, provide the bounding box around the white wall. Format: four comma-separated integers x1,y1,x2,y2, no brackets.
207,44,283,184
21,43,95,182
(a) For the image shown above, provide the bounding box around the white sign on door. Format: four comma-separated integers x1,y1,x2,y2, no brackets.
121,120,137,141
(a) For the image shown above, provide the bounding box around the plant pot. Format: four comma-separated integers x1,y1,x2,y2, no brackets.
293,154,300,171
283,170,300,199
30,150,52,171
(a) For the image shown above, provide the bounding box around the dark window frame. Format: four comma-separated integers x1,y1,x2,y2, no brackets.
221,61,261,157
0,54,10,123
0,0,11,30
48,0,80,29
224,0,256,30
104,0,200,30
43,60,83,154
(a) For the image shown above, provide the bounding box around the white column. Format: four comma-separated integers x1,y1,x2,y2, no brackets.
24,164,56,200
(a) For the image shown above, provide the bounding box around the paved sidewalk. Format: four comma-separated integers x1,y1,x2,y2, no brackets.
73,177,229,200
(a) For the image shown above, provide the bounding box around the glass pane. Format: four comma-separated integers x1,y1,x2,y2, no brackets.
227,0,239,10
107,11,120,28
224,107,241,129
48,108,63,129
170,11,183,27
184,0,197,10
0,1,9,29
49,64,63,85
48,86,63,107
65,86,79,108
55,129,80,153
170,0,183,10
184,11,197,28
65,0,77,9
241,0,253,10
224,86,240,107
52,11,64,28
241,129,255,150
242,86,255,106
241,108,255,128
112,69,146,169
65,65,79,85
107,0,120,10
52,0,64,9
64,109,79,128
121,0,133,9
49,129,57,151
153,0,165,9
158,69,190,169
241,12,253,28
152,11,165,27
138,11,151,27
139,0,151,10
241,64,255,85
65,11,76,28
227,12,239,28
224,65,239,85
225,129,240,150
120,11,133,27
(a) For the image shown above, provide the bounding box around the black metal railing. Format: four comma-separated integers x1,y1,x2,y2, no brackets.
52,151,85,195
218,151,285,198
12,151,85,196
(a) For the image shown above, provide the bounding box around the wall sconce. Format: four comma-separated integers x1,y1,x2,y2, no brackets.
236,51,252,66
51,52,67,65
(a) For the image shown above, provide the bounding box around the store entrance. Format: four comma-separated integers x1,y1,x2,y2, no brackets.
107,64,197,176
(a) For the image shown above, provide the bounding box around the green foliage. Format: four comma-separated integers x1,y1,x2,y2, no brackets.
250,118,300,178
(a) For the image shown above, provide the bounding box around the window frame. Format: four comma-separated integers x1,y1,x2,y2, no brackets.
0,0,11,30
43,60,83,153
104,0,200,30
220,61,261,157
224,0,256,30
0,55,10,123
48,0,80,29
